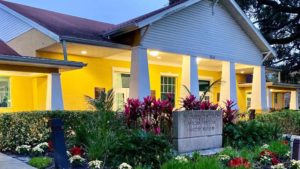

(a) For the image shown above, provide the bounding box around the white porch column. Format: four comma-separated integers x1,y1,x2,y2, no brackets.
251,66,268,111
46,73,64,110
266,88,272,109
129,46,150,100
220,61,238,109
290,90,299,110
180,55,199,98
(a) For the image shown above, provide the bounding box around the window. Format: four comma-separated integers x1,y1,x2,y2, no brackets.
0,77,10,107
246,92,252,110
199,80,210,92
274,93,278,104
121,74,130,88
161,76,176,104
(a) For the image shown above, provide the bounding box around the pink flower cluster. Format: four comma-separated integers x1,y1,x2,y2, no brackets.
182,95,218,110
222,100,238,125
124,95,174,135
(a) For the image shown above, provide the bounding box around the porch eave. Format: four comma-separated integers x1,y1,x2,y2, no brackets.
0,54,86,70
238,82,300,89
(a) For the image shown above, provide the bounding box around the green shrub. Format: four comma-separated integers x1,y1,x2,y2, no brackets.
72,110,125,161
108,130,173,169
268,140,290,157
0,111,95,151
28,157,53,169
256,110,300,135
223,120,282,148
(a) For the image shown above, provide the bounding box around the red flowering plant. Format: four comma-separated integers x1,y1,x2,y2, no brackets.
124,94,174,135
70,146,83,156
228,157,251,168
222,100,239,125
259,150,280,166
124,98,142,128
48,140,53,152
181,94,219,111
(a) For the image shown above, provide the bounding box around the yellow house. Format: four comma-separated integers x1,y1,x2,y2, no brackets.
0,0,299,113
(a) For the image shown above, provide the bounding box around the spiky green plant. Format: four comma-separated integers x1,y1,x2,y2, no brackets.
85,89,114,112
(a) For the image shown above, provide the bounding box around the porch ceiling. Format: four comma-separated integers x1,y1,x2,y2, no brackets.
39,42,255,73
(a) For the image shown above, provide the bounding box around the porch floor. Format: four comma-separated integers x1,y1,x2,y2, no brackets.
0,153,35,169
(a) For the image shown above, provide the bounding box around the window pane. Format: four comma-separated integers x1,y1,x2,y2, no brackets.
161,76,176,105
0,77,10,107
199,80,210,92
121,74,130,88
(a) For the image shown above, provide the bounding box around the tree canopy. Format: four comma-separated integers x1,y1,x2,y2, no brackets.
235,0,299,83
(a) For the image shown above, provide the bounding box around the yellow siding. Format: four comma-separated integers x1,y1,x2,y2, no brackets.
1,51,255,112
0,76,33,112
38,52,224,110
272,92,285,110
236,74,250,113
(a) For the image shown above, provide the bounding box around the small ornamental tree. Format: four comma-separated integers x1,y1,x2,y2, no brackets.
222,100,239,125
124,95,174,135
181,94,219,111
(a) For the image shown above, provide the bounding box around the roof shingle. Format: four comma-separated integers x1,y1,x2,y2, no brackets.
0,40,20,56
0,0,115,41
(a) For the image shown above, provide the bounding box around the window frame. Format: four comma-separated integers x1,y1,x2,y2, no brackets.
0,77,11,108
160,75,177,104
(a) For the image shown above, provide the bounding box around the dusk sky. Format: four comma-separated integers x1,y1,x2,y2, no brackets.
6,0,169,24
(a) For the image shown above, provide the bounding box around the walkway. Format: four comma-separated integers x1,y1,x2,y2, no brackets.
0,153,35,169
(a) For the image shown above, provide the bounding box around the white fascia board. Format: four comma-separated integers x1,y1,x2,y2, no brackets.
0,4,60,42
136,0,202,28
228,0,277,57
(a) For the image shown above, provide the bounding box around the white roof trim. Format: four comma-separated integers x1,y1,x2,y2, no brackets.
136,0,202,28
228,0,277,57
0,3,60,42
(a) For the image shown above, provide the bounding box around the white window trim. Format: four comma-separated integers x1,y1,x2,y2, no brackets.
0,77,11,109
112,67,130,88
160,74,177,101
160,72,179,77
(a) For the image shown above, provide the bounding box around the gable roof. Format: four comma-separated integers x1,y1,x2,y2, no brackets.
105,0,276,57
0,0,115,42
0,0,276,57
0,40,20,55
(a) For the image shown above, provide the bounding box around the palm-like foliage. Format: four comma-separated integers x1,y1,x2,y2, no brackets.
85,89,114,112
182,79,221,102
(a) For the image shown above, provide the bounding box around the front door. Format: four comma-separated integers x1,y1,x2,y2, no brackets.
113,72,130,111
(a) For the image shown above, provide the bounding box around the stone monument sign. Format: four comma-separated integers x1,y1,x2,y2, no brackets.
172,110,223,153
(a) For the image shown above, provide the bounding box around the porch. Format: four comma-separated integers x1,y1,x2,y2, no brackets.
0,54,85,112
36,42,273,113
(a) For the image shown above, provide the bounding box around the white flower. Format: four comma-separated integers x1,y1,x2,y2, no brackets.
286,151,291,157
69,155,85,164
36,142,48,149
261,144,269,149
218,154,230,161
32,146,44,154
271,163,286,169
118,162,132,169
88,160,103,169
175,155,188,163
66,151,71,157
291,160,300,169
15,145,31,154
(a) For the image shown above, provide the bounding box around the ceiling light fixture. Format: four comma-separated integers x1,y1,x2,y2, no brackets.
149,51,159,57
197,58,202,64
241,71,245,74
81,50,87,55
